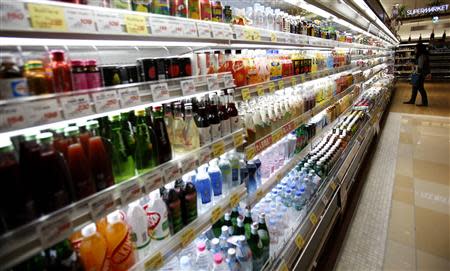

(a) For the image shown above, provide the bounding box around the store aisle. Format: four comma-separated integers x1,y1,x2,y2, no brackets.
335,82,450,271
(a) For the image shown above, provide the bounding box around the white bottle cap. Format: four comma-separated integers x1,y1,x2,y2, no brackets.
81,223,97,238
107,210,121,224
228,248,236,257
221,225,228,233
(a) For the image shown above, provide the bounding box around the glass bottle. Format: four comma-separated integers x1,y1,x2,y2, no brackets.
208,93,221,141
120,112,136,159
248,223,264,270
195,105,211,146
50,50,72,93
226,90,240,132
0,54,29,99
163,188,184,234
109,114,135,183
163,104,174,147
134,109,156,174
172,102,186,153
152,106,172,164
184,103,200,151
25,60,53,95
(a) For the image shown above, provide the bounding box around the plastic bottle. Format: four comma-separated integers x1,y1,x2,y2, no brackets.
248,223,264,271
0,54,29,99
105,211,135,270
67,142,96,200
239,159,249,187
195,165,213,209
180,178,198,225
218,154,232,194
144,192,170,240
228,151,240,188
195,242,213,270
88,135,114,191
219,225,229,253
163,188,184,234
257,213,270,263
180,255,194,270
212,253,228,271
126,201,150,251
210,238,222,255
208,159,223,200
79,223,109,271
246,160,258,195
236,235,253,271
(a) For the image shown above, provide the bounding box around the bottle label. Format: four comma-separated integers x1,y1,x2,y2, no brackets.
110,230,134,268
210,173,223,196
221,119,231,137
0,78,29,99
199,182,212,204
184,193,198,223
144,207,169,240
211,123,221,141
72,73,88,91
232,168,239,185
230,116,241,132
198,126,211,146
86,72,102,89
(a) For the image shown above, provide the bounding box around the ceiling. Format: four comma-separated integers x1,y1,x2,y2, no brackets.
379,0,450,41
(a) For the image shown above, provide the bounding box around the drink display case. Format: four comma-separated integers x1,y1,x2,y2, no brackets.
0,0,397,270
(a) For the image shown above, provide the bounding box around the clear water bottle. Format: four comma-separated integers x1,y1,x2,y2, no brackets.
247,160,258,194
210,238,221,256
293,190,305,211
212,253,229,271
208,159,223,201
195,165,213,211
195,242,213,271
219,226,230,253
226,248,241,271
236,235,253,271
228,151,241,188
179,255,194,271
218,154,232,195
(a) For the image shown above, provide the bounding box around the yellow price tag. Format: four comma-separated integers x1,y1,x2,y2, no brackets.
245,146,255,160
253,29,261,41
256,85,265,96
300,74,305,83
256,188,264,199
330,180,337,191
211,206,222,223
145,252,164,270
244,28,253,40
278,80,284,90
28,4,67,31
181,228,195,247
272,129,283,143
230,192,240,207
241,88,251,101
268,82,276,94
279,260,289,271
295,234,305,249
291,77,297,87
124,14,148,35
233,133,244,147
309,213,318,225
270,32,277,42
212,140,225,158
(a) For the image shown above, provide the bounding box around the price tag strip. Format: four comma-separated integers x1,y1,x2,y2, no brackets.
207,75,219,91
295,234,305,250
163,163,181,183
180,156,198,174
65,8,96,33
211,140,225,158
89,192,116,221
223,74,234,88
268,82,276,94
145,252,164,270
38,213,72,247
95,11,123,34
0,104,26,131
120,180,143,205
151,83,170,101
0,2,29,30
180,79,196,96
256,85,265,96
309,213,318,226
119,87,141,107
28,3,67,31
142,171,164,194
210,206,223,223
92,90,120,113
124,14,148,35
198,147,212,165
241,88,251,101
245,146,255,160
26,99,62,126
233,133,243,147
180,228,195,248
229,192,240,207
60,94,94,119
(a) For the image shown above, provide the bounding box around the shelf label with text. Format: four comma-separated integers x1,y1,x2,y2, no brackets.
183,20,198,37
309,213,318,226
295,234,305,249
197,22,212,38
282,121,295,135
95,11,123,34
211,24,225,39
245,146,255,160
223,74,234,88
181,227,195,247
211,140,225,158
151,83,170,101
268,82,276,93
256,85,264,96
38,213,72,247
92,90,119,113
142,171,164,194
120,180,143,205
0,104,26,131
124,14,148,35
270,32,277,42
291,77,297,87
211,206,223,223
255,135,273,153
198,147,212,165
26,99,62,126
229,192,240,207
145,252,164,270
60,94,93,119
65,8,96,33
241,88,251,101
180,156,198,174
207,75,219,91
271,129,283,143
256,188,264,200
180,79,196,96
149,17,171,35
28,3,66,31
163,163,181,182
233,133,243,147
89,192,116,220
119,87,141,107
0,2,29,30
278,80,284,90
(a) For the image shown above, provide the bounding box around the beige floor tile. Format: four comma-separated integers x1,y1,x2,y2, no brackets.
395,174,414,190
417,125,450,137
413,135,449,165
415,207,450,259
398,143,414,159
416,249,450,271
414,178,450,215
413,159,450,186
396,157,414,177
393,187,415,205
383,240,416,271
388,200,415,246
400,132,413,144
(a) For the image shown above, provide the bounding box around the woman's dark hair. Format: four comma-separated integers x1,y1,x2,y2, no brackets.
416,43,428,57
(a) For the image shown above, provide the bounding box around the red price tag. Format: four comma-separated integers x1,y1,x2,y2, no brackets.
65,8,96,33
95,11,123,34
119,87,141,107
0,2,29,30
27,99,62,126
60,94,93,119
92,90,119,113
255,135,273,153
197,22,212,38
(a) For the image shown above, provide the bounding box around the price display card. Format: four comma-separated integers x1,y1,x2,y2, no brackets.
0,104,26,131
28,3,66,31
245,146,255,160
233,26,245,40
181,228,195,248
256,85,265,96
151,83,170,101
229,192,240,207
95,11,123,34
89,191,116,221
149,17,171,36
222,24,233,39
163,163,181,183
180,79,196,96
124,14,148,35
212,140,225,158
0,2,29,30
92,90,120,113
207,75,219,91
145,252,164,270
119,87,141,107
241,88,251,101
26,99,62,126
170,21,184,36
183,20,198,37
197,22,212,38
120,180,143,205
211,23,225,39
223,74,234,88
233,133,243,147
295,234,305,250
60,94,94,119
180,156,198,175
142,171,164,194
65,8,96,33
210,206,223,223
198,147,212,165
268,82,276,93
38,213,72,247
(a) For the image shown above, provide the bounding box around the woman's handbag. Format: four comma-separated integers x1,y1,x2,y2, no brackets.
411,73,420,87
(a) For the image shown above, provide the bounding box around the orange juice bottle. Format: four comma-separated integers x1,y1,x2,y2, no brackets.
79,223,110,271
105,211,135,271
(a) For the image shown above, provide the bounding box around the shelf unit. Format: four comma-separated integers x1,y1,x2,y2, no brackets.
394,44,415,79
429,41,450,81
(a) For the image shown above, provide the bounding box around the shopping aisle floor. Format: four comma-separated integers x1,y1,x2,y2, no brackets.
334,81,450,271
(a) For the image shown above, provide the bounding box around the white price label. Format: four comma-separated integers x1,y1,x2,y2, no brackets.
222,24,233,39
151,83,170,101
143,171,164,193
95,11,123,34
223,74,234,88
163,163,181,182
149,18,171,36
180,79,196,96
65,8,96,33
0,2,29,30
197,22,212,38
207,75,219,91
120,180,143,205
183,21,198,37
119,87,141,107
60,94,93,119
180,156,198,174
89,192,116,220
198,147,212,165
211,24,225,39
233,26,245,40
26,99,62,126
92,90,120,113
38,213,72,247
0,104,26,131
170,21,184,36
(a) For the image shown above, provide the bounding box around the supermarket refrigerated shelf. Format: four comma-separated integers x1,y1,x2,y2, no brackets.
0,72,234,135
0,128,245,271
0,0,386,51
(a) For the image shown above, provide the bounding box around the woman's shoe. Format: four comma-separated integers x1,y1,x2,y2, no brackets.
403,101,415,104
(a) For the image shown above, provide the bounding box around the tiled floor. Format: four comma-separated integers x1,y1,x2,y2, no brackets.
335,82,450,271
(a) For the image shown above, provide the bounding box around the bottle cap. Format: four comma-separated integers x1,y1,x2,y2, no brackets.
179,256,191,268
109,114,120,122
23,132,37,141
134,109,145,117
70,59,84,67
86,120,99,130
81,223,97,237
237,215,244,226
224,212,231,220
211,238,220,246
221,225,228,233
213,253,223,264
197,242,206,251
64,126,80,137
228,248,236,257
51,50,65,61
251,222,259,232
85,59,97,66
37,132,54,144
106,211,121,224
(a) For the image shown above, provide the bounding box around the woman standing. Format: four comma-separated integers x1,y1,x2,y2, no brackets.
404,43,429,106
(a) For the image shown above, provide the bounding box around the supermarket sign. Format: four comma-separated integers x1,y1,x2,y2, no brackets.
406,4,449,16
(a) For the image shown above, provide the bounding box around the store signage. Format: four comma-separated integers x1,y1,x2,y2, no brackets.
406,4,449,16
